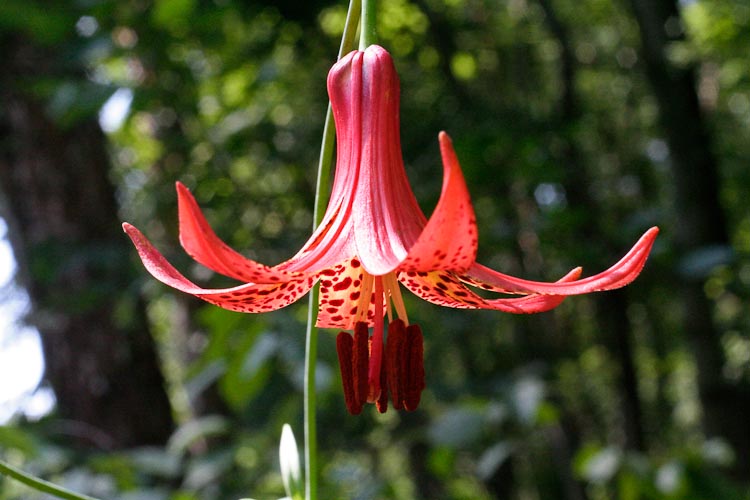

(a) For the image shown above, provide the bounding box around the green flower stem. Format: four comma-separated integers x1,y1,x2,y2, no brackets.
304,2,361,500
303,288,319,500
0,459,101,500
359,0,377,50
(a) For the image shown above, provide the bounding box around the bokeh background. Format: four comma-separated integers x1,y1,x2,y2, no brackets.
1,0,749,498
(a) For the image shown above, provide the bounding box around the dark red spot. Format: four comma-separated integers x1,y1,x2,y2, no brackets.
333,277,353,291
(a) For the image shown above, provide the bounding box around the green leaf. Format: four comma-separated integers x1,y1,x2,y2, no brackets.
0,425,37,455
151,0,197,32
220,332,277,409
166,416,230,457
0,1,73,44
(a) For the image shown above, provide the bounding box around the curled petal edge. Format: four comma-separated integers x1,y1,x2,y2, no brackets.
464,227,659,295
401,132,478,273
399,267,582,314
481,267,583,313
123,223,315,313
176,182,294,284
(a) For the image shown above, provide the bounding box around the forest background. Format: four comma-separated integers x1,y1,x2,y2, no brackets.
1,0,750,498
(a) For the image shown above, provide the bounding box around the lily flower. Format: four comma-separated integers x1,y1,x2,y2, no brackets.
123,45,658,415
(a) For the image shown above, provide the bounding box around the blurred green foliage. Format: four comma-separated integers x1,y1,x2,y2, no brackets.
2,0,750,499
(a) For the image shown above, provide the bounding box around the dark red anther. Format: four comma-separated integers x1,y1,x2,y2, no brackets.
336,332,361,415
385,319,406,410
403,324,425,411
353,322,370,409
337,320,425,415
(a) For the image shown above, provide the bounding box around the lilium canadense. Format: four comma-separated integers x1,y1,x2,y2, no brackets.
123,45,658,415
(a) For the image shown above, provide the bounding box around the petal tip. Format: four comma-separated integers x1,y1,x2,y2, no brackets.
639,226,660,251
122,222,139,237
568,266,584,279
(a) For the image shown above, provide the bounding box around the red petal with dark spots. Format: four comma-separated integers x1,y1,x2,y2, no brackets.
316,259,380,329
176,182,295,283
401,132,478,274
123,223,315,313
465,227,659,295
399,266,582,313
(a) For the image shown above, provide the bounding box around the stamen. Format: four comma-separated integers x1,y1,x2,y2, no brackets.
385,272,409,325
336,332,360,415
367,276,385,402
355,272,374,324
385,290,394,324
353,322,369,411
337,271,425,415
385,319,406,410
403,324,425,411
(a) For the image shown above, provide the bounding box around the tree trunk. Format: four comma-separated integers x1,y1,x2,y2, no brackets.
628,0,750,478
0,35,173,449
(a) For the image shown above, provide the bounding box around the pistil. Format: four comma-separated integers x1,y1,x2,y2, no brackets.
367,276,385,402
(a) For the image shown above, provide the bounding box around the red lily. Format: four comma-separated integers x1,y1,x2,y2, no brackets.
123,45,658,415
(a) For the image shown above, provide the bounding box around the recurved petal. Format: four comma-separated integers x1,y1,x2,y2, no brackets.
176,182,293,283
193,276,316,313
398,267,582,313
483,268,582,313
464,227,659,295
399,270,484,309
401,132,478,273
123,223,315,313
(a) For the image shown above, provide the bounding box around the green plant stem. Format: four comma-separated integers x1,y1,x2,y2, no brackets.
303,288,319,500
359,0,377,50
0,459,101,500
304,2,362,500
